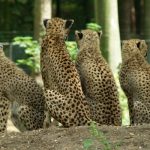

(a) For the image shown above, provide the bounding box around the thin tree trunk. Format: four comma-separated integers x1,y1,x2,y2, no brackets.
56,0,61,17
143,0,150,62
95,0,121,73
34,0,52,41
118,0,132,39
143,0,150,39
134,0,142,36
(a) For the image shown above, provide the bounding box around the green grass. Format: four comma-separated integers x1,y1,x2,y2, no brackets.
83,122,122,150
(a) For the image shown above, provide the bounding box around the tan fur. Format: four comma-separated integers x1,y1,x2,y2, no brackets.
41,18,92,127
0,45,45,132
75,29,122,125
119,39,150,125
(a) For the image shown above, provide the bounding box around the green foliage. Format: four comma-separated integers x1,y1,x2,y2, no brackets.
12,37,78,75
12,38,78,75
12,36,40,75
83,122,122,150
114,73,130,125
66,41,78,61
83,139,93,150
86,23,102,32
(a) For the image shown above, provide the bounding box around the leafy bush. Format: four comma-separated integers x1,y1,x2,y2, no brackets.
12,36,40,75
86,23,102,32
12,37,78,75
66,41,78,61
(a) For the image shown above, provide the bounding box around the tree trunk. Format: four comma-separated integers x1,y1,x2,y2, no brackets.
34,0,52,41
143,0,150,39
134,0,142,36
94,0,121,73
56,0,61,17
143,0,150,62
118,0,133,39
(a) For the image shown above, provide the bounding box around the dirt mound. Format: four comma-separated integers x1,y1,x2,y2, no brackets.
0,125,150,150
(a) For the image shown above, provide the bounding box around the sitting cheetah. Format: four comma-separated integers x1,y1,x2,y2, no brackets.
119,39,150,125
41,17,92,127
75,29,122,125
0,45,45,132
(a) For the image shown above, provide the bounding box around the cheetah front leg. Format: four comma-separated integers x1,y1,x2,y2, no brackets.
44,89,73,127
127,96,134,125
0,96,10,133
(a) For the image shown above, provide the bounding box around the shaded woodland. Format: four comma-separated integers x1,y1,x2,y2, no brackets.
0,0,150,67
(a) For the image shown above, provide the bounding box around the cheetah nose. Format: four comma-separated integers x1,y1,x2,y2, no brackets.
43,19,49,28
65,19,74,29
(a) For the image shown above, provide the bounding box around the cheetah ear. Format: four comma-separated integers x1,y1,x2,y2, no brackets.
97,31,102,38
65,19,74,29
136,41,141,49
137,40,148,57
43,19,49,28
75,31,83,40
138,40,147,49
78,32,83,39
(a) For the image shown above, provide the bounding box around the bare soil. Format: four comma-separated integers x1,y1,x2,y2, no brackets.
0,125,150,150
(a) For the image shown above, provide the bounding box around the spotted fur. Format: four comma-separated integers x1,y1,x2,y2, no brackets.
119,39,150,125
0,45,45,132
75,29,122,125
41,18,92,127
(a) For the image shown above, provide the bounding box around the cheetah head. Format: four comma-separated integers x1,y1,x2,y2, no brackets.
121,39,148,61
43,17,74,39
75,29,102,52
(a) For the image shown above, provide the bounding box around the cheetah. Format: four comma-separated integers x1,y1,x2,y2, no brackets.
0,44,45,132
41,17,92,127
75,29,122,125
119,39,150,125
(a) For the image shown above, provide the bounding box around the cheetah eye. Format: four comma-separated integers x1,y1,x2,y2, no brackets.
136,42,141,49
77,32,83,40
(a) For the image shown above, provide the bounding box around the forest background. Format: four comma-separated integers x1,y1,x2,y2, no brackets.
0,0,150,125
